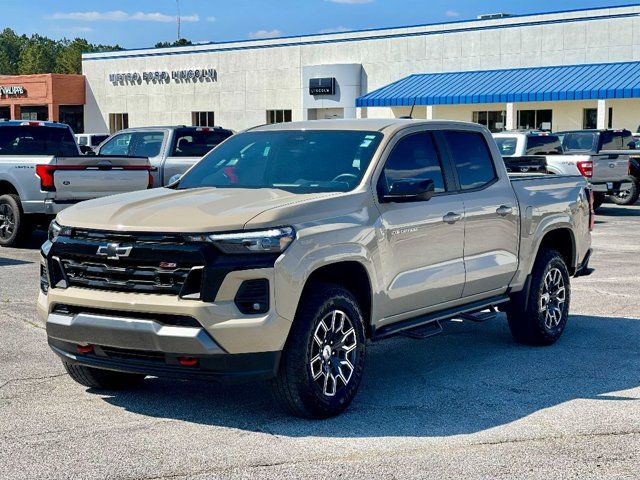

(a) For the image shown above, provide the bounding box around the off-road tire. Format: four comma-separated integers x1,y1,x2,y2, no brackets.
272,283,367,419
609,178,640,206
592,192,606,210
507,249,571,346
0,194,31,247
63,361,146,389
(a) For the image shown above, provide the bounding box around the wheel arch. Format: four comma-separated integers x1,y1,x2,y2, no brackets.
534,227,577,275
0,180,19,197
296,261,374,339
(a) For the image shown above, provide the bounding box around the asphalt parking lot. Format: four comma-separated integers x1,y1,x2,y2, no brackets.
0,204,638,480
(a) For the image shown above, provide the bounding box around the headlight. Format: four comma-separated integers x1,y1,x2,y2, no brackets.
190,227,296,254
48,221,71,242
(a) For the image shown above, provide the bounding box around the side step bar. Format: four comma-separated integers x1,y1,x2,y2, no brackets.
372,295,510,341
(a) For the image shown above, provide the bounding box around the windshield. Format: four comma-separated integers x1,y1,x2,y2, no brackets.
171,129,233,157
494,137,518,156
526,135,563,155
177,130,383,193
0,126,78,156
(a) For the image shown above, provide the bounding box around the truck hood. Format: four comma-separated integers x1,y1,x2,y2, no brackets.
56,187,332,232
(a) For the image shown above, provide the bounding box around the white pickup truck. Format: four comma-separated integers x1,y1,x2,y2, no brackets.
493,131,632,208
0,121,152,247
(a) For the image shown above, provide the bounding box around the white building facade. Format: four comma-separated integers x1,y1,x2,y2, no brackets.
83,4,640,134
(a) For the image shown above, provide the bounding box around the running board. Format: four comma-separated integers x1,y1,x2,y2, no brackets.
402,320,443,340
372,295,510,341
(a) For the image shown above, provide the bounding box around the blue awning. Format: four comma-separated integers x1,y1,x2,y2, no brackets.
356,61,640,107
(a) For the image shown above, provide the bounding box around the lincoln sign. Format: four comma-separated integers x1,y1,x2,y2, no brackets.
109,68,217,85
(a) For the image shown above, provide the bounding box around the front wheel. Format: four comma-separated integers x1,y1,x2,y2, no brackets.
609,178,640,206
507,249,571,346
272,284,366,418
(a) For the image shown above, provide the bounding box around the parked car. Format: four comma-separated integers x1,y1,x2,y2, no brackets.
40,119,593,418
495,130,632,209
0,121,152,247
95,126,234,186
74,133,109,154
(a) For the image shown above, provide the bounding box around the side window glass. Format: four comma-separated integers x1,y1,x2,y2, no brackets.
99,133,132,156
443,131,497,190
380,132,446,194
131,132,164,157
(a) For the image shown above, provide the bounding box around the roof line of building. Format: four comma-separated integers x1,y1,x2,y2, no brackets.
83,3,640,61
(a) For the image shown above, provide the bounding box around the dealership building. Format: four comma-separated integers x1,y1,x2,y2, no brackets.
82,3,640,134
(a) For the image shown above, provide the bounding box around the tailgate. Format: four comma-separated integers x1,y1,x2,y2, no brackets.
46,156,151,201
592,153,630,183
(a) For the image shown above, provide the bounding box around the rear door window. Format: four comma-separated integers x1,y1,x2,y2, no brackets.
443,130,497,190
494,137,518,156
525,135,563,155
562,132,596,152
600,130,634,151
99,133,133,155
171,129,233,157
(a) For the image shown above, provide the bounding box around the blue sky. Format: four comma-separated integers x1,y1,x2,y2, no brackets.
4,0,638,48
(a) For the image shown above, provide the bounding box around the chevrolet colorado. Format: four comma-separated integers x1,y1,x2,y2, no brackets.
39,119,593,418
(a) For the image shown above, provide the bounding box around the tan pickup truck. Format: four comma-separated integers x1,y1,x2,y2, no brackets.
39,119,594,418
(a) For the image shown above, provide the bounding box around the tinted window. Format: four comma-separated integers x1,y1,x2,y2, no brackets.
90,135,109,146
562,132,596,152
526,135,563,155
0,126,78,157
600,130,634,151
171,129,233,157
77,136,88,146
99,133,133,155
380,132,446,193
494,137,517,156
131,132,164,157
178,130,383,193
444,130,497,190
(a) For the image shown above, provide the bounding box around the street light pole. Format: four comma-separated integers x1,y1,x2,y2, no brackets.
176,0,181,40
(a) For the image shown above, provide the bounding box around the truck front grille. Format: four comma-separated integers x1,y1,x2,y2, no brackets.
61,259,192,295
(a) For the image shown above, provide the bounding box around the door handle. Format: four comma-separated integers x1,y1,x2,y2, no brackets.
443,212,463,224
496,205,513,216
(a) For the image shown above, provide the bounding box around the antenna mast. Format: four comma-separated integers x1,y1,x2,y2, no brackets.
176,0,181,40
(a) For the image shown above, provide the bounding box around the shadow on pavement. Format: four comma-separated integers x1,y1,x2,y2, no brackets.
0,257,33,267
99,314,640,437
597,205,640,217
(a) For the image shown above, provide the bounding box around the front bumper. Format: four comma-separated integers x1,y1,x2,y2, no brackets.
49,338,280,383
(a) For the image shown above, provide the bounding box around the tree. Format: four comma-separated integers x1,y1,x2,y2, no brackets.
18,35,59,74
0,28,26,74
55,38,92,74
155,38,192,48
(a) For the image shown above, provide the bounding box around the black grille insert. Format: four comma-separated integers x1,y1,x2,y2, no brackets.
61,259,193,295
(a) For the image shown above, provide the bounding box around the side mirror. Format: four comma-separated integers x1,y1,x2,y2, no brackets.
79,145,95,155
382,178,435,203
168,173,182,185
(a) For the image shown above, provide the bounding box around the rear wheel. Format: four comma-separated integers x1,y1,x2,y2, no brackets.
63,361,146,389
0,194,30,247
609,178,640,206
592,192,605,210
507,249,571,346
272,284,366,418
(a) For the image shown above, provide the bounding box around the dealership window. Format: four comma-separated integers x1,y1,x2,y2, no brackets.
472,110,506,133
109,113,129,133
267,110,292,124
582,107,614,130
517,109,552,131
192,111,215,127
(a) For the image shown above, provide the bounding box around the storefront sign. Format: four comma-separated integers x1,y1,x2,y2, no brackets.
309,77,336,95
108,68,217,85
0,85,25,96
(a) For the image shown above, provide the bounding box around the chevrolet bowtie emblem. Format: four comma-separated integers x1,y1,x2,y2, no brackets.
96,242,133,260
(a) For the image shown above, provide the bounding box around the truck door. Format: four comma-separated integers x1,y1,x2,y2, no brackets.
375,129,465,319
440,129,520,297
